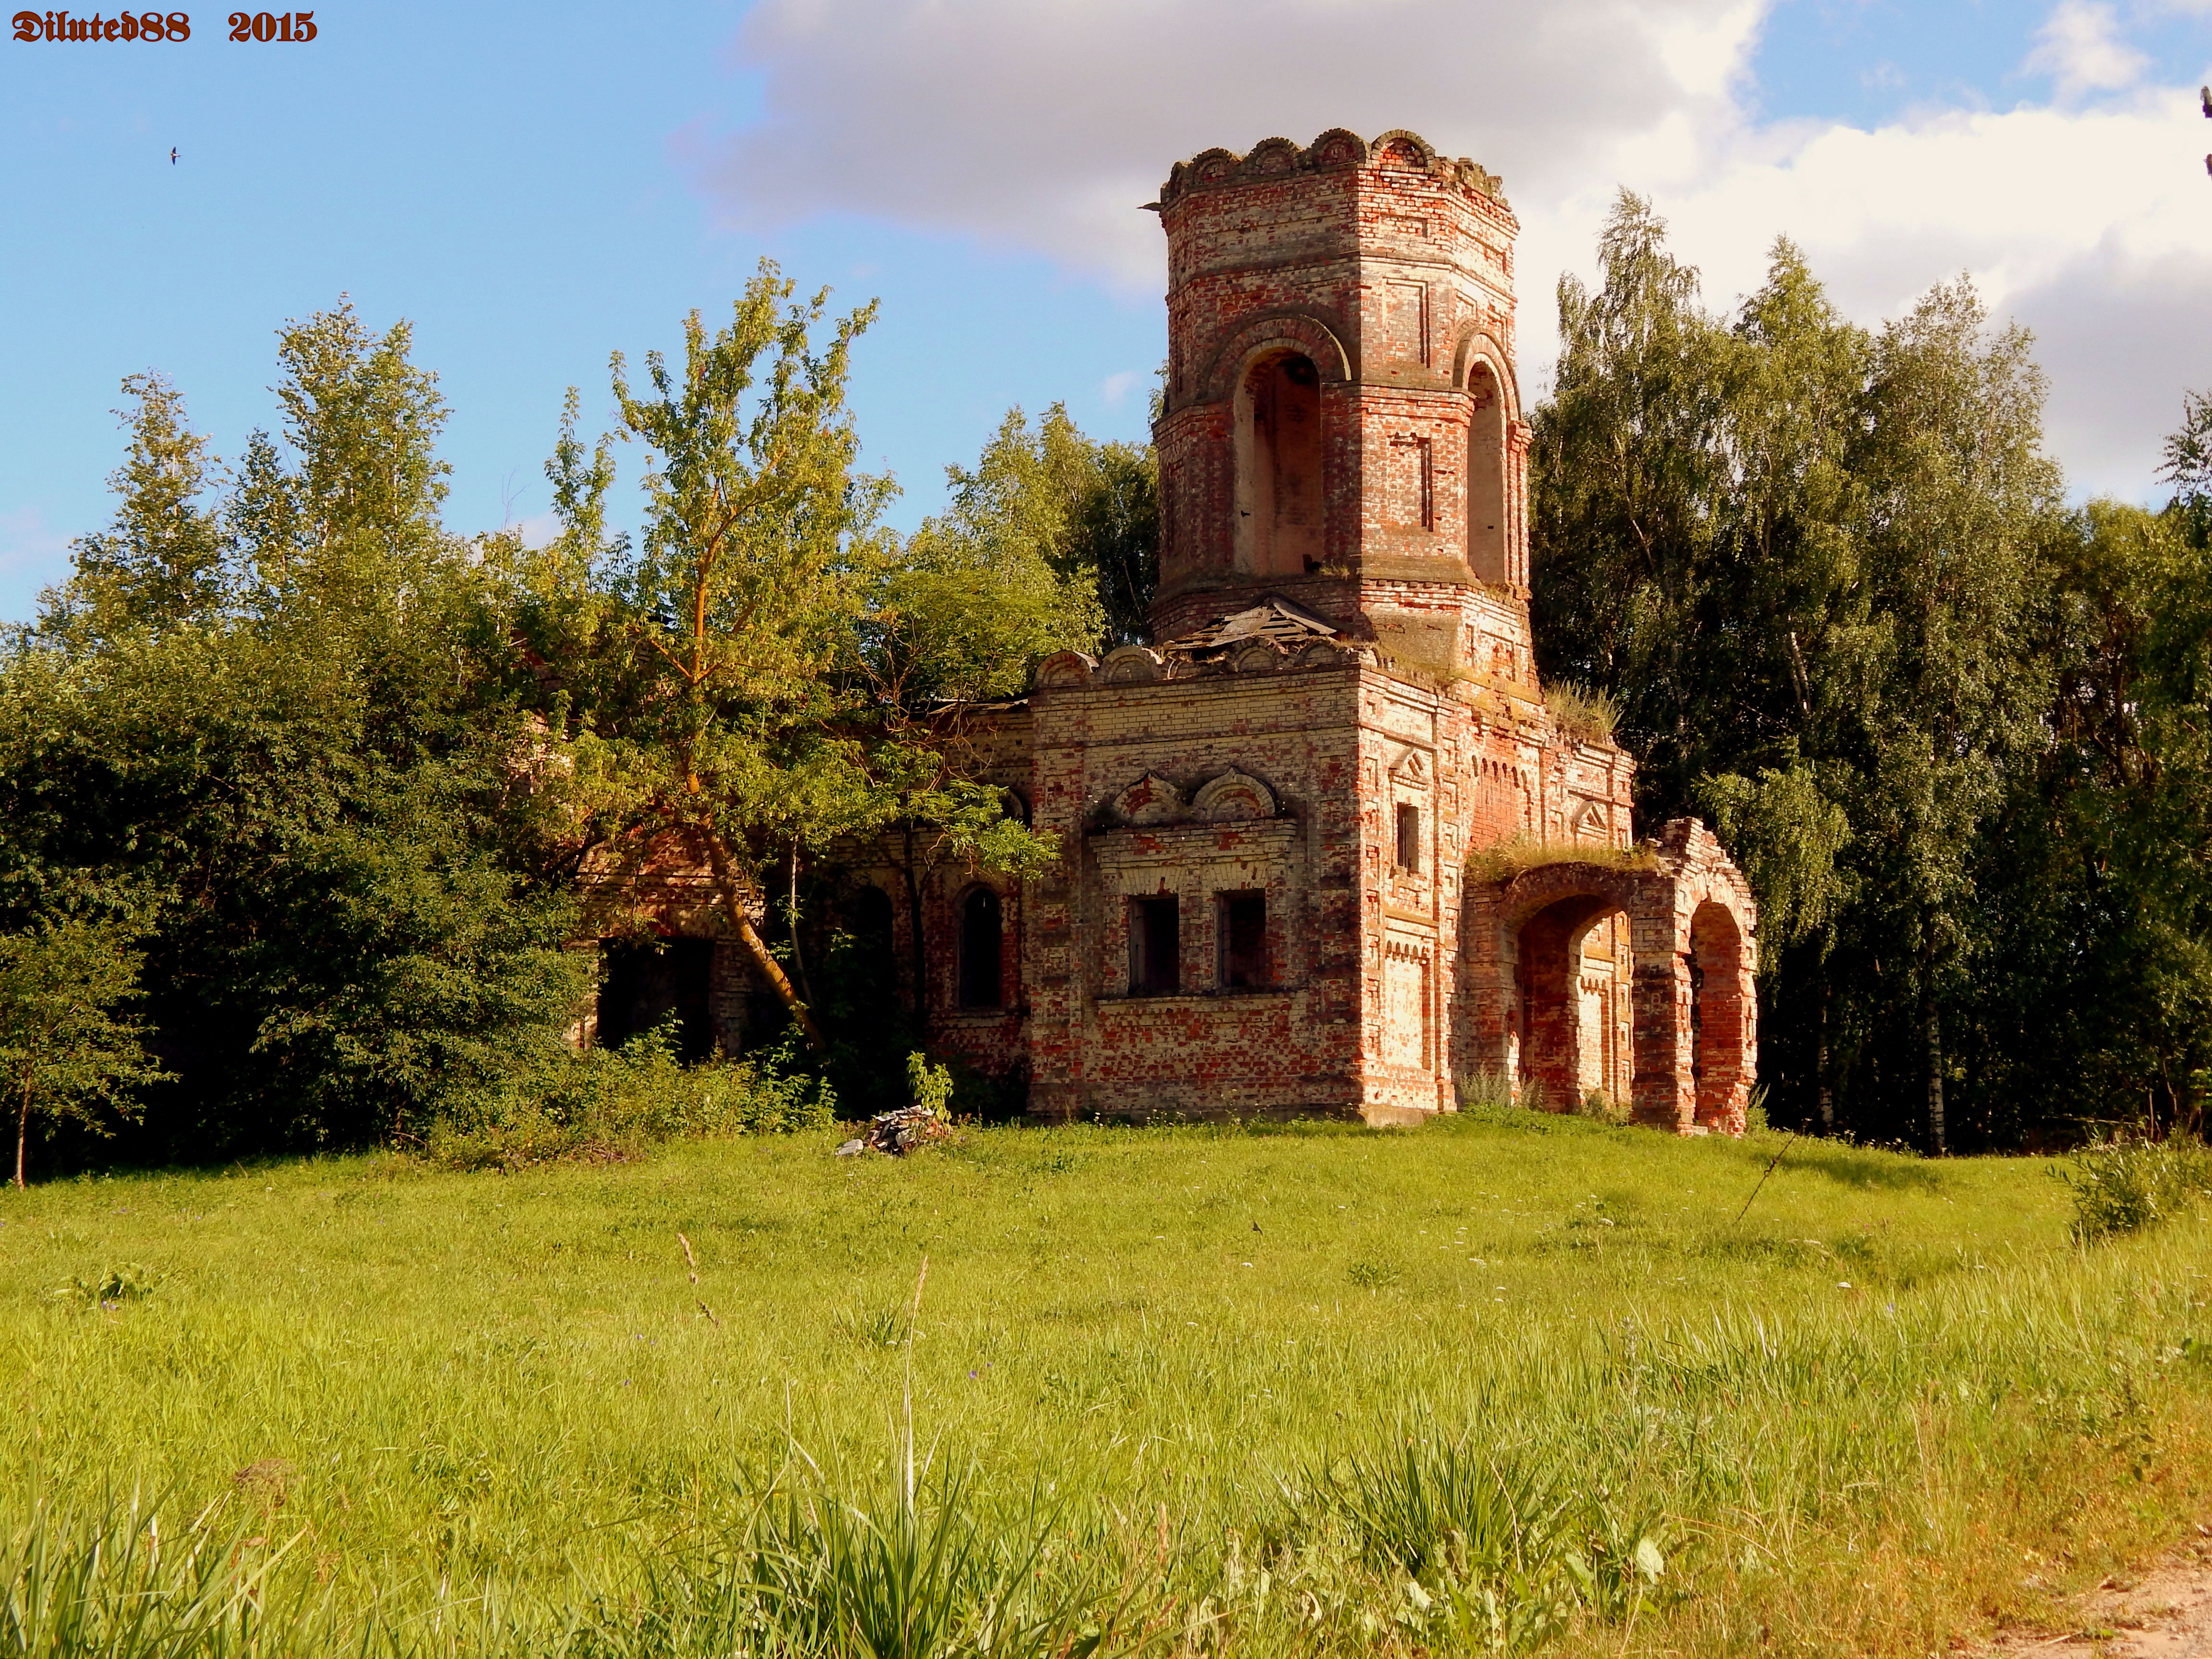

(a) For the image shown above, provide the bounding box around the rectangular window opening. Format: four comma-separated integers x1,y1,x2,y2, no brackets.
1219,890,1268,989
1129,895,1181,996
1395,802,1422,874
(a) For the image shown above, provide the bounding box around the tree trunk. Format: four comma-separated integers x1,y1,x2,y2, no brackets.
692,828,827,1053
785,844,817,1012
15,1077,31,1190
1816,978,1834,1133
901,819,930,1047
1922,947,1946,1156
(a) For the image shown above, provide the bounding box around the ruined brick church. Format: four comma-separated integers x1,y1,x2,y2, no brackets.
597,128,1759,1133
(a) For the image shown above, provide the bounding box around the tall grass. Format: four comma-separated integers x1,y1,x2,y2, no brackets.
2,1115,2209,1654
1541,683,1620,746
0,1493,338,1658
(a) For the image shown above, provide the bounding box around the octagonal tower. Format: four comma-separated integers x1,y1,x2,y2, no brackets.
1150,128,1533,688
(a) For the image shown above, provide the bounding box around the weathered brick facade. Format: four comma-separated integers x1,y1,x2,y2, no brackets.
599,128,1759,1134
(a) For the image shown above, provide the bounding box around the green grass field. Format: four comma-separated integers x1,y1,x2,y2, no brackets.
5,1110,2211,1656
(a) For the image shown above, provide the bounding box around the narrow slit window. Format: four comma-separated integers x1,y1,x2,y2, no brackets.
1129,896,1181,996
1219,891,1268,989
1395,802,1422,873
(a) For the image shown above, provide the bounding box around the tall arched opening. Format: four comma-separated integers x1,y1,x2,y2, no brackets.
1688,901,1747,1129
957,886,1004,1010
1233,351,1323,577
1467,359,1507,585
1512,894,1635,1112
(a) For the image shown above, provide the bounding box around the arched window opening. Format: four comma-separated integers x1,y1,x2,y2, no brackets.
1688,901,1746,1129
1467,360,1508,585
957,887,1003,1010
1233,351,1323,577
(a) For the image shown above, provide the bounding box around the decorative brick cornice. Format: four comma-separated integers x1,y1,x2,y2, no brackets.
1157,128,1507,210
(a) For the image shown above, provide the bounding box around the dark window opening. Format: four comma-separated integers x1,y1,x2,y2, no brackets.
598,938,715,1063
1395,803,1422,873
849,884,896,949
1129,895,1181,996
1219,890,1268,989
957,887,1003,1010
1467,361,1509,585
1235,351,1324,577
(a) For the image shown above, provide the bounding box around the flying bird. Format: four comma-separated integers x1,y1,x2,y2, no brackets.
2202,84,2211,117
169,148,177,164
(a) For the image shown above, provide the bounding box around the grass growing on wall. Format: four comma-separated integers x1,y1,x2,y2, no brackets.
1466,836,1660,884
2,1113,2210,1655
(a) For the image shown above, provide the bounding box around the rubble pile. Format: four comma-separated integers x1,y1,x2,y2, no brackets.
835,1105,951,1157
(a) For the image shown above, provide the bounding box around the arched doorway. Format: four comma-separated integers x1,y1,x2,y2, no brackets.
1475,822,1759,1135
1689,901,1747,1130
597,937,715,1062
1512,894,1634,1113
1233,351,1323,576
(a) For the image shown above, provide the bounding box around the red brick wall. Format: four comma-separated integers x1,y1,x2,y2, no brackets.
1151,129,1530,693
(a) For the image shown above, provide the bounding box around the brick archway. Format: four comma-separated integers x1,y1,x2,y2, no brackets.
1511,892,1634,1113
1459,820,1759,1135
1689,900,1749,1131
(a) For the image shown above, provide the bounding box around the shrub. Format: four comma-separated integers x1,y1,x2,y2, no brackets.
420,1020,836,1170
1575,1089,1631,1127
907,1050,953,1118
2067,1133,2212,1242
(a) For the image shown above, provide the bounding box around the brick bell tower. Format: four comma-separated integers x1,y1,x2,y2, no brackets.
991,128,1756,1133
1149,127,1535,690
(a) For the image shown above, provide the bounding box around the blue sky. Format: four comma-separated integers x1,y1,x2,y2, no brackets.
2,0,2207,622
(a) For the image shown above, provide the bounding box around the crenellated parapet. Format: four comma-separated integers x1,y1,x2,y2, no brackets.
1156,129,1510,212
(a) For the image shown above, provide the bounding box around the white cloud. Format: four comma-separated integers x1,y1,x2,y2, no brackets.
1099,370,1143,409
701,0,2212,497
2022,0,2148,101
703,0,1767,285
1536,84,2212,496
513,511,562,551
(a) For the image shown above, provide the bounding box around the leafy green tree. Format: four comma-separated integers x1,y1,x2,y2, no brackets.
1067,435,1159,648
0,920,162,1187
44,374,228,642
522,265,1055,1056
860,404,1155,1033
1532,192,1731,794
1533,198,2071,1150
1843,281,2062,1152
877,406,1106,705
1,308,589,1157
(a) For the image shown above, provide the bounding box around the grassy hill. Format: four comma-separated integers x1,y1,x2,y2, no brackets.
4,1110,2209,1656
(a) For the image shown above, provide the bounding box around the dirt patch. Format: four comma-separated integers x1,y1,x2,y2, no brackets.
1981,1534,2212,1657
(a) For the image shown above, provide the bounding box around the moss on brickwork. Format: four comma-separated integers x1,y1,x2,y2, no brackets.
1467,835,1661,885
